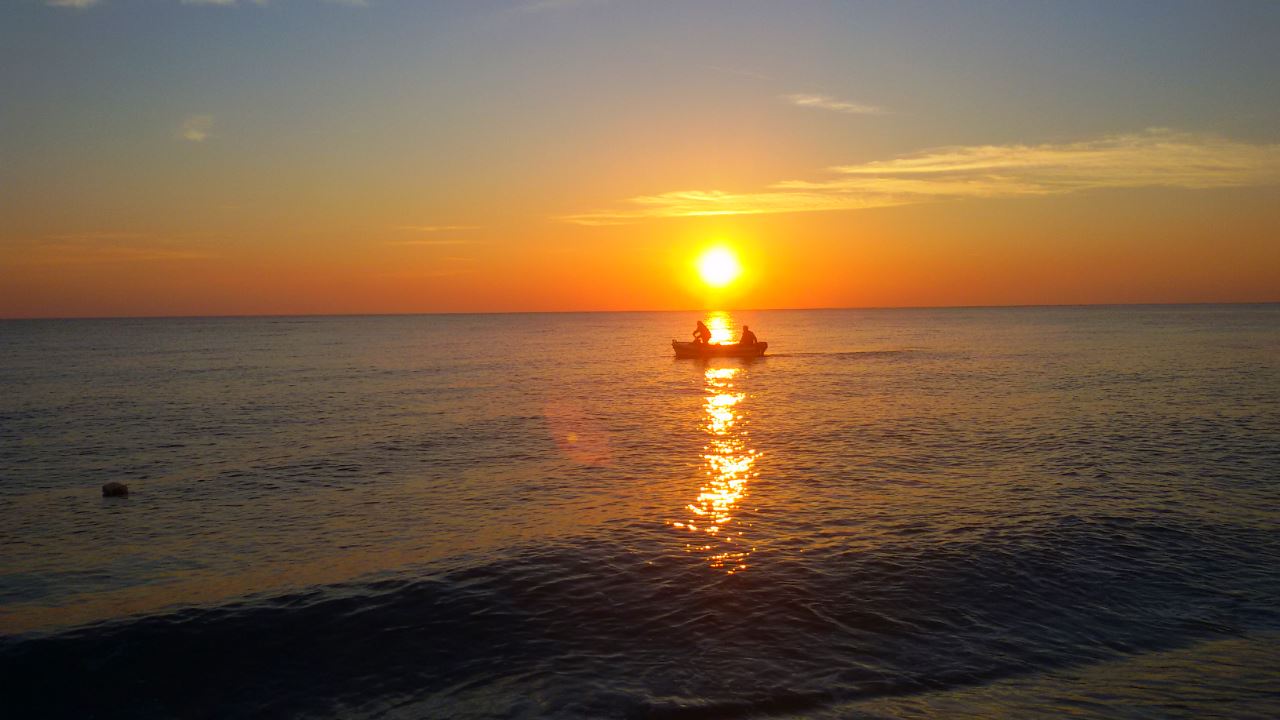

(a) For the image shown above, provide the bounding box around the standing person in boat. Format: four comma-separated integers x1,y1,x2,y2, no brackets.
693,320,712,345
739,325,758,346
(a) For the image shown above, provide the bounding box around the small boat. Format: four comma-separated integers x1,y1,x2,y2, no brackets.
672,340,768,358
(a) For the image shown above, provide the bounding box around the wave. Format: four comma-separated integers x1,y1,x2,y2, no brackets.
3,514,1275,719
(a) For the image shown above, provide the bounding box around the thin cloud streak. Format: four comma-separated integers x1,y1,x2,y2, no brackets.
179,0,361,6
388,239,481,247
516,0,608,13
564,129,1280,224
783,93,888,115
388,226,482,246
565,190,911,226
48,1,364,7
46,231,152,241
394,225,480,232
704,65,773,82
381,268,477,279
34,247,217,264
17,235,217,265
179,114,214,142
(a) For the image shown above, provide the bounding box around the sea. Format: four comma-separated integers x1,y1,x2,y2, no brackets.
1,305,1278,719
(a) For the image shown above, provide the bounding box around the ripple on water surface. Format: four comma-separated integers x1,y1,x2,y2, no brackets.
1,307,1278,718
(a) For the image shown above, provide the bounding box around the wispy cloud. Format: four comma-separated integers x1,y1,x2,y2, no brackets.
46,231,151,241
564,129,1280,225
394,225,481,233
178,114,214,142
389,239,481,247
40,246,216,264
517,0,607,13
783,93,888,116
564,190,908,226
180,0,362,6
701,65,768,81
388,225,482,246
381,268,476,279
180,0,273,6
800,128,1280,192
704,65,772,82
50,0,364,8
19,233,216,265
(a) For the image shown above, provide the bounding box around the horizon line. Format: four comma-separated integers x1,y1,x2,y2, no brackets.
3,299,1277,322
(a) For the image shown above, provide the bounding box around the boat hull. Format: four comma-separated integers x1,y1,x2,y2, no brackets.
672,340,767,358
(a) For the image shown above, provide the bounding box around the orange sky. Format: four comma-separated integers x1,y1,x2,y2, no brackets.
3,2,1279,317
6,184,1276,318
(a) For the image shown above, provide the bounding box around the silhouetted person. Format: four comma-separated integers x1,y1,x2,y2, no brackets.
693,321,712,345
739,325,758,346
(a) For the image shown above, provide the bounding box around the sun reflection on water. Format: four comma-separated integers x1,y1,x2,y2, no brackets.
671,363,759,573
705,310,737,345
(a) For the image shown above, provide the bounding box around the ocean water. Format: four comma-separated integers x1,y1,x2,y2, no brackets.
1,305,1278,719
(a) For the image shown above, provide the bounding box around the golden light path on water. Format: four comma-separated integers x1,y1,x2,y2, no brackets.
704,310,737,345
671,333,759,573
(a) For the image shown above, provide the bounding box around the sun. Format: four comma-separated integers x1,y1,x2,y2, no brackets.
697,247,742,288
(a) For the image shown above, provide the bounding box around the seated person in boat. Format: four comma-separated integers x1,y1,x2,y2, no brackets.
693,320,712,345
739,325,758,346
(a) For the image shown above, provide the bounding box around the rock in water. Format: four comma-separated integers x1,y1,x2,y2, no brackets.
102,482,129,498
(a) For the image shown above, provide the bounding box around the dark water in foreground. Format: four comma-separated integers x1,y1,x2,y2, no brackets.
2,306,1278,718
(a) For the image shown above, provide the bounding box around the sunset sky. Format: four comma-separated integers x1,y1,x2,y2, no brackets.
3,0,1278,317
